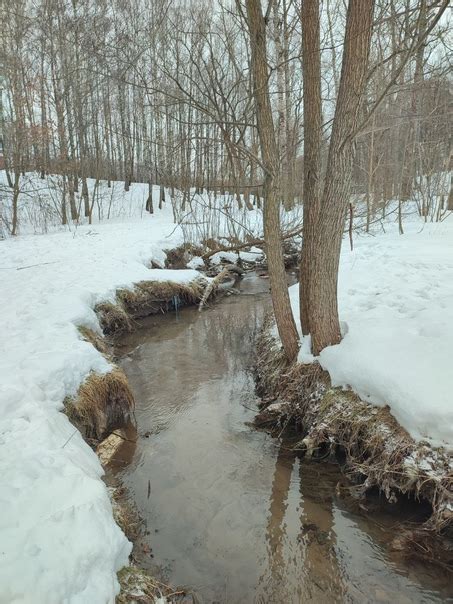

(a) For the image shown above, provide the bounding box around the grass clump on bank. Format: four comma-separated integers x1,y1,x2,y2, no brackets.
65,368,135,442
78,325,112,356
117,278,206,320
95,301,132,335
95,277,210,336
254,317,453,538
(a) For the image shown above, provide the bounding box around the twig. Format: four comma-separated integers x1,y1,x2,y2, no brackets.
62,429,79,448
17,261,59,271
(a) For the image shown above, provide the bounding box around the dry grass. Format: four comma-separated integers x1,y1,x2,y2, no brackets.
117,279,206,320
164,243,205,269
254,319,453,534
95,279,208,334
109,485,142,543
95,301,132,335
117,566,185,603
78,325,111,356
65,368,135,441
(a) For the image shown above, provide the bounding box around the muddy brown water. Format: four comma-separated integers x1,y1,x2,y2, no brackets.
114,273,453,604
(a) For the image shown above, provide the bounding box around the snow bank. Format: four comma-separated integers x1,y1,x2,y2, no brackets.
0,190,201,602
292,220,453,448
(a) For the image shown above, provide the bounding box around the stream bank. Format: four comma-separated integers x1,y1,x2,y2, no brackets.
109,273,452,603
254,317,453,555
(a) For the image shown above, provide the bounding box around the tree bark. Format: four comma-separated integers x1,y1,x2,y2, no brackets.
303,0,375,355
82,177,90,217
299,0,322,336
146,181,154,213
245,0,299,361
447,173,453,211
11,170,20,236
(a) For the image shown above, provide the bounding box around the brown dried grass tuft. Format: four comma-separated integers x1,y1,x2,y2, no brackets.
95,278,208,334
95,301,131,335
117,566,184,604
78,325,111,356
116,279,206,320
165,243,205,268
254,320,453,535
65,368,134,441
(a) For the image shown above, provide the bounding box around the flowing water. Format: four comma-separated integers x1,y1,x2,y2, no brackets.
114,274,452,604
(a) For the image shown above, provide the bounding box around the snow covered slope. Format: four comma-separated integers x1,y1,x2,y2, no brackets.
0,191,202,602
292,219,453,448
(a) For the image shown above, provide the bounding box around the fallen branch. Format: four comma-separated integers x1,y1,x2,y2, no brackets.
198,267,231,311
201,224,303,259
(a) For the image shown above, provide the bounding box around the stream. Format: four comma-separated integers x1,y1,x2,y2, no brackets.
113,273,452,604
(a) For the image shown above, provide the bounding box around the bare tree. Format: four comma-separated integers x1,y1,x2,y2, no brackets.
244,0,299,361
300,0,376,354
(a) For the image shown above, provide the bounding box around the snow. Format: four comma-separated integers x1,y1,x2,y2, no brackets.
209,249,263,265
238,249,264,263
291,219,453,448
187,256,205,269
0,178,206,602
210,250,240,265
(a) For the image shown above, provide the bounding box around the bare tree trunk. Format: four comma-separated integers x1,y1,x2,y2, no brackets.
61,175,68,226
400,0,427,201
299,0,322,336
365,112,376,233
146,181,154,213
245,0,299,362
11,170,20,236
273,2,289,208
447,173,453,211
68,175,78,220
82,177,89,217
303,0,375,355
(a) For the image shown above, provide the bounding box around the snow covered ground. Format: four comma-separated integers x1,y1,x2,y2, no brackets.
1,171,297,240
0,181,207,603
292,218,453,449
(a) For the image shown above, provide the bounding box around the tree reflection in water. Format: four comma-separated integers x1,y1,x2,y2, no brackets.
256,444,346,603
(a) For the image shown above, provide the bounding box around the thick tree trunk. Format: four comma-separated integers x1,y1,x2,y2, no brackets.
245,0,299,362
303,0,375,355
299,0,322,336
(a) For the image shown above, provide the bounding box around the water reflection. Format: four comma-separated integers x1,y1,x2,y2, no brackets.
255,445,346,603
